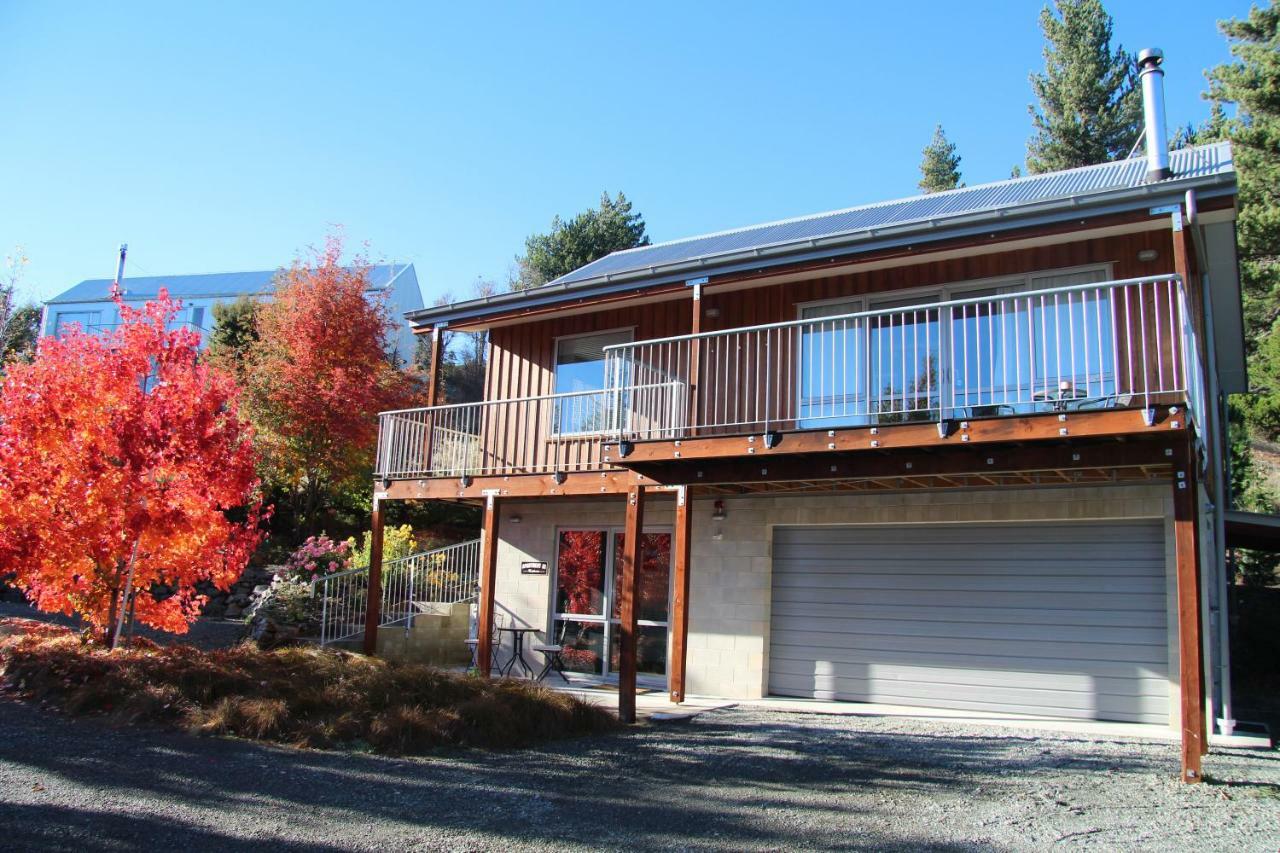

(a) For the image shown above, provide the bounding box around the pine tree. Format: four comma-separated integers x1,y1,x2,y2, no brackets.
1025,0,1142,173
1206,4,1280,529
514,192,649,290
918,125,962,193
1206,3,1280,338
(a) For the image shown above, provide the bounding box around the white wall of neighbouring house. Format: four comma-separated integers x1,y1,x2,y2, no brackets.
492,483,1185,728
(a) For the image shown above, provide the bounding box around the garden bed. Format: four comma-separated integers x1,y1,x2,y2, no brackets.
0,618,617,754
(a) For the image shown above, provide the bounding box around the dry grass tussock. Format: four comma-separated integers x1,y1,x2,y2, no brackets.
0,620,619,753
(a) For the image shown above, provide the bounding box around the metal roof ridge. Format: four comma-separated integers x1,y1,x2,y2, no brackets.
574,141,1229,265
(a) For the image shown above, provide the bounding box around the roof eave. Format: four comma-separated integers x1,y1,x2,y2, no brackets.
406,170,1236,328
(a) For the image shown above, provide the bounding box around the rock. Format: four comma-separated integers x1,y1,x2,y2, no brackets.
224,604,243,618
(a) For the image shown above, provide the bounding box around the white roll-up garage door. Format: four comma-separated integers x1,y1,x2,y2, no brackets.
768,521,1170,724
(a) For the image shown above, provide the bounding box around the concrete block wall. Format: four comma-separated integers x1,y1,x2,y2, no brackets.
376,602,472,666
491,484,1175,706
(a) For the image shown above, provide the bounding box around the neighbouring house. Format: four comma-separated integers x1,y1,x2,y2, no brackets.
360,51,1240,783
40,262,423,363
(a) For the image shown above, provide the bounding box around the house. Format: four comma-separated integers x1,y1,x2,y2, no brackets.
41,262,424,363
363,50,1238,783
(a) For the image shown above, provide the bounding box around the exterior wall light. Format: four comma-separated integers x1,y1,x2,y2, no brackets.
711,499,726,541
1138,248,1159,262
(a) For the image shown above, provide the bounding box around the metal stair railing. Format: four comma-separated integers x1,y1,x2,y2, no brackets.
310,538,482,647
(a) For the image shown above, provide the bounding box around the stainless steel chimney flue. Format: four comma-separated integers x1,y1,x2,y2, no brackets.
1138,48,1170,182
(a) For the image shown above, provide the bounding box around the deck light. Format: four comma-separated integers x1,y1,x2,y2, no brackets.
618,440,635,458
763,431,781,449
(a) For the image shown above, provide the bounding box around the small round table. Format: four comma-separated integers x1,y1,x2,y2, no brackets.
497,626,536,677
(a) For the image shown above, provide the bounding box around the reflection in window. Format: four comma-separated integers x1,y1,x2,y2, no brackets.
554,330,632,434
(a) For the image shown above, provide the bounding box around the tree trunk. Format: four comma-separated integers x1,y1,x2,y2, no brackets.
104,584,120,648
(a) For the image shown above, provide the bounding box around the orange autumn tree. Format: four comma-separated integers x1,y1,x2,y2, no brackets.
236,236,420,531
0,289,266,643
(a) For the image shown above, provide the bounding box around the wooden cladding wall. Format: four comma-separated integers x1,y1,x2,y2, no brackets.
702,231,1178,332
483,299,691,472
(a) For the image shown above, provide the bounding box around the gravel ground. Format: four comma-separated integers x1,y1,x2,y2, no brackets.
0,696,1275,852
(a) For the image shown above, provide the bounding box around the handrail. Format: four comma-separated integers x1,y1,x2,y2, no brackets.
310,538,482,646
377,382,678,418
603,274,1207,444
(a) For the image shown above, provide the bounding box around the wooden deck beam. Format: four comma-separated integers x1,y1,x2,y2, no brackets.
606,408,1182,467
627,436,1177,488
377,470,662,502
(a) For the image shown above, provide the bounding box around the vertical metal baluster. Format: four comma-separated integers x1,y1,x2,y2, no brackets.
1138,281,1150,411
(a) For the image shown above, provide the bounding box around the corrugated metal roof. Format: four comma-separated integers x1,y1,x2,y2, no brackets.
47,263,410,304
550,142,1233,287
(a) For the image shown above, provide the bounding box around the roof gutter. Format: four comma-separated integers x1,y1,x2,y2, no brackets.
406,172,1235,328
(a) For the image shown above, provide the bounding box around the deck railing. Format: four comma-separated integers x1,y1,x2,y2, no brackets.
603,275,1207,441
374,275,1208,482
310,538,482,646
375,383,682,479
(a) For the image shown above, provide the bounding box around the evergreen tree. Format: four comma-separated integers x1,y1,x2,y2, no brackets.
918,125,963,193
1025,0,1142,173
206,295,260,379
0,304,40,367
514,192,649,290
1206,3,1280,339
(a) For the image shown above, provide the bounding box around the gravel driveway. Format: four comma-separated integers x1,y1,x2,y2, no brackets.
0,696,1275,852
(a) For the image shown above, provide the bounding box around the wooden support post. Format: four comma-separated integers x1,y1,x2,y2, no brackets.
1172,444,1205,783
617,485,645,723
687,283,703,436
361,497,385,655
422,325,445,467
669,485,692,703
476,494,500,676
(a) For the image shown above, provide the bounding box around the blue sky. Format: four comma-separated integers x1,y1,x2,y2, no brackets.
1,1,1250,308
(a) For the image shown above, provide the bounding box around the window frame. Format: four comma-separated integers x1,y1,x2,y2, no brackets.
550,326,635,437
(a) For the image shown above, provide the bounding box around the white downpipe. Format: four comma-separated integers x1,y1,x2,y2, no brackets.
1193,196,1235,734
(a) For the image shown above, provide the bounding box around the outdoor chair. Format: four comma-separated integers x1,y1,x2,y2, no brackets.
464,614,503,672
532,635,570,683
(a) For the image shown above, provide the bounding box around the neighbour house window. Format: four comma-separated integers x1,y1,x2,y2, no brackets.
190,305,206,330
553,329,632,434
54,310,102,337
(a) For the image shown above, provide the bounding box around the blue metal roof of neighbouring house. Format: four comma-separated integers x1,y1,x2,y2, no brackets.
549,142,1234,288
47,262,411,304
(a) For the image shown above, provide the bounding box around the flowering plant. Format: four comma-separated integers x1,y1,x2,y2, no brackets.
279,534,354,582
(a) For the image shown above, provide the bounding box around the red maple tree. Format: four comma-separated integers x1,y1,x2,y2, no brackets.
0,288,266,642
234,234,420,530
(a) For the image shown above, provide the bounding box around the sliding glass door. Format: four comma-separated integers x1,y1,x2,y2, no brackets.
552,528,672,682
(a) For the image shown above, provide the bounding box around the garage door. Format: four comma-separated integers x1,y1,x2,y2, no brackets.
768,521,1170,724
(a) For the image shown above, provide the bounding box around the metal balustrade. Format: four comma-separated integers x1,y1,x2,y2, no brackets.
373,275,1208,482
603,275,1207,441
311,538,482,646
375,384,682,479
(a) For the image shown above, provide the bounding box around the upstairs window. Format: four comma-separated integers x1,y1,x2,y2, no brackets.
553,329,632,434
